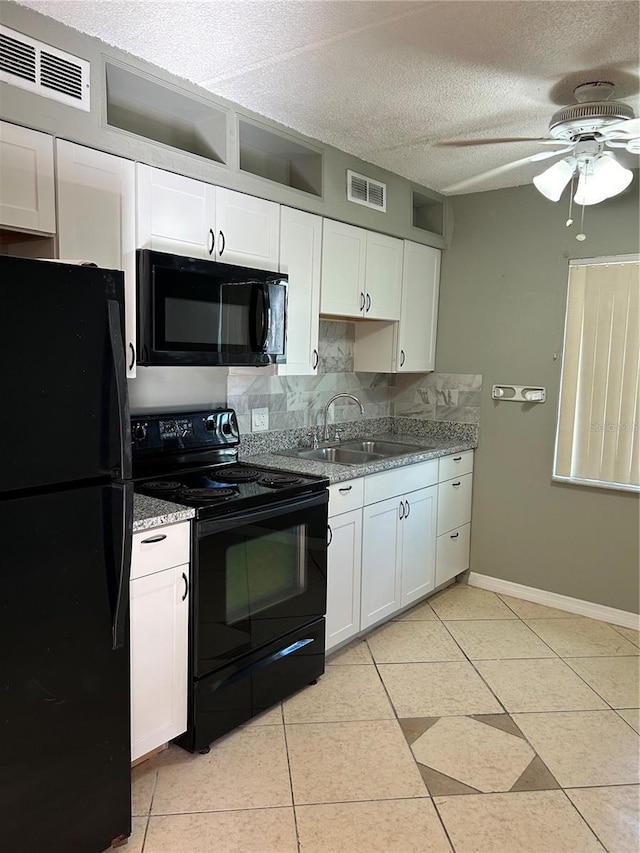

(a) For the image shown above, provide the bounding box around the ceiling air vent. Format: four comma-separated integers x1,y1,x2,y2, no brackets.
0,25,90,111
347,169,386,212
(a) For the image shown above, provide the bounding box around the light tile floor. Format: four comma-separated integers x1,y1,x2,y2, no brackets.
130,584,640,853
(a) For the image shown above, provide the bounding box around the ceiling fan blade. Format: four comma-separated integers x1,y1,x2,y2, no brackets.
439,137,568,148
600,118,640,139
442,147,574,194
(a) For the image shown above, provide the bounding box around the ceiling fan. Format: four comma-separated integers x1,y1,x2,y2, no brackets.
442,81,639,208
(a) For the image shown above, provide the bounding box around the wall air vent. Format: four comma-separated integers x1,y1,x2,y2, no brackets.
347,169,386,212
0,25,90,111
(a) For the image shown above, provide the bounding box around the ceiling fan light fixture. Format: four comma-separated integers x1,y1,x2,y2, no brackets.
574,153,633,205
532,156,577,201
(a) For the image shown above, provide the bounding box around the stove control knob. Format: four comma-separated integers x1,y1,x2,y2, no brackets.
204,416,217,432
221,421,232,435
133,422,147,441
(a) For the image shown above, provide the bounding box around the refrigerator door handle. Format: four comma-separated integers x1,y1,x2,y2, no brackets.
112,481,134,650
107,299,132,480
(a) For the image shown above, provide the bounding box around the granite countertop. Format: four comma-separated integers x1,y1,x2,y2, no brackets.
133,494,195,532
242,433,476,484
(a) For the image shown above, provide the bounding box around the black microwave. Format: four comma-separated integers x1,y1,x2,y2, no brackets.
136,249,287,367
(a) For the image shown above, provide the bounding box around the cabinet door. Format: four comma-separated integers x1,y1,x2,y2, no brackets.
326,509,362,652
400,485,437,607
361,497,402,630
136,164,216,258
130,563,189,761
215,187,279,271
57,141,137,376
397,241,440,372
0,121,55,233
278,206,321,375
364,231,402,320
320,219,367,317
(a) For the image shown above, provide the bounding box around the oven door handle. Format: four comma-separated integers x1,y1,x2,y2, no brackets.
198,489,328,536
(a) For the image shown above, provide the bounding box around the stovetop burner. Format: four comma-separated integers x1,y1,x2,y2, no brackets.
141,480,183,493
259,474,304,489
210,468,261,484
182,488,237,502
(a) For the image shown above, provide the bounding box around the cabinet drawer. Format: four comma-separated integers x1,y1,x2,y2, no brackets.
437,473,473,535
132,521,191,580
439,450,474,481
364,460,438,505
436,524,471,587
329,478,364,515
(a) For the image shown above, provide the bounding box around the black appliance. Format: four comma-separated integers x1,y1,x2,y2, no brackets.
132,410,328,752
136,249,288,367
0,258,133,852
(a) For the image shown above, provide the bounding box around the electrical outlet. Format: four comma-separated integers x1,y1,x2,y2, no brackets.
251,407,269,432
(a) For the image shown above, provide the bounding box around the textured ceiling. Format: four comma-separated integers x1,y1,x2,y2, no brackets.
17,0,640,194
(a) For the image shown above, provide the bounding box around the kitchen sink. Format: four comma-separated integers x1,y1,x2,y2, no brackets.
339,439,427,455
293,447,385,465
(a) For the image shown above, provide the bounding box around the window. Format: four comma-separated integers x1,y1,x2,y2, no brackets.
553,257,639,493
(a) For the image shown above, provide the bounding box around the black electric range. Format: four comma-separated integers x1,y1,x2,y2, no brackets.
132,409,329,753
132,409,328,517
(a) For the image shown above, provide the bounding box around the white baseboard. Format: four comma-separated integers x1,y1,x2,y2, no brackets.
467,572,640,631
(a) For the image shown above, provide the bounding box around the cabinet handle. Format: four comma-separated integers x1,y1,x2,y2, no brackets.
452,481,461,488
366,293,371,313
360,292,365,311
218,230,226,256
400,349,406,367
312,349,319,369
140,533,167,544
399,501,405,520
208,228,215,255
327,524,333,546
453,456,462,462
181,572,189,601
128,342,136,372
450,532,459,539
405,500,410,518
338,485,352,493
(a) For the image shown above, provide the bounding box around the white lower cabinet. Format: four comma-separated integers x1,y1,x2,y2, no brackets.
323,451,473,653
130,521,190,761
435,450,474,587
326,479,364,653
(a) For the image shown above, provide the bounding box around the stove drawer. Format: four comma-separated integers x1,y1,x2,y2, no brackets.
132,521,190,580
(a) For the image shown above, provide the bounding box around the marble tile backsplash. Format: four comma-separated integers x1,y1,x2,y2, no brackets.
227,320,482,436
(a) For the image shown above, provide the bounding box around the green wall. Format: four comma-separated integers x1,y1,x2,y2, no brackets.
437,181,639,613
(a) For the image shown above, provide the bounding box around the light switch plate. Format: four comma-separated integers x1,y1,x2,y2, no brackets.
251,407,269,432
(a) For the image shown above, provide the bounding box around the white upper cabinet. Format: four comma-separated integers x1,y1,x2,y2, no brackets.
397,241,440,372
279,206,322,375
354,240,440,373
320,219,367,317
136,164,216,258
136,166,280,270
364,231,403,320
57,140,137,376
320,219,402,320
0,121,55,234
215,187,279,271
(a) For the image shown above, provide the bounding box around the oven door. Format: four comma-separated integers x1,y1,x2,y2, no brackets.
194,490,328,676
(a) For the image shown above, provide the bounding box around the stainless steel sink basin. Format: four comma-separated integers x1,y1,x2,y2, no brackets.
339,439,427,456
293,447,385,465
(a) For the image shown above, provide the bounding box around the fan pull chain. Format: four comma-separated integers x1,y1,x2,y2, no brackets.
565,174,575,227
576,203,587,241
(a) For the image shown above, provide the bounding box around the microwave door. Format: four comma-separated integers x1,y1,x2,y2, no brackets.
250,283,270,353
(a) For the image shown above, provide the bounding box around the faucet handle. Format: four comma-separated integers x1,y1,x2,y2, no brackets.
333,428,342,443
307,428,320,449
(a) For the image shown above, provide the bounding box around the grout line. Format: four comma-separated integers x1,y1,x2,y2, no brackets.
557,787,611,851
281,704,302,853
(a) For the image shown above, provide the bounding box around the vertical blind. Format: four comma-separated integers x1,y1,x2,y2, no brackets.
554,259,639,492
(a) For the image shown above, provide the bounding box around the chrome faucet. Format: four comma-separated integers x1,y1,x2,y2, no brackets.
322,393,365,442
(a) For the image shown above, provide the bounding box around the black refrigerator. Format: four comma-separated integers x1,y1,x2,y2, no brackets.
0,257,133,853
